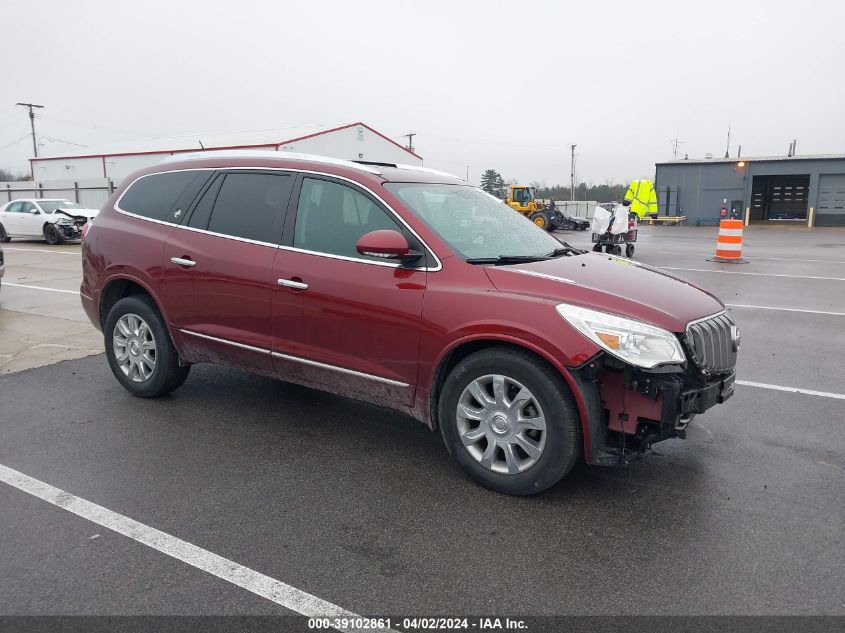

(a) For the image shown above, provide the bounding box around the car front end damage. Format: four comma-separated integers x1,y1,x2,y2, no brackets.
566,310,739,463
52,211,90,240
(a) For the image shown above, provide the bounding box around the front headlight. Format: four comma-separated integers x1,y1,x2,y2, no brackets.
54,218,73,226
556,303,685,369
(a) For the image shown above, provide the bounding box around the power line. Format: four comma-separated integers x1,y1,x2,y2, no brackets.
16,102,45,157
39,135,88,148
0,134,31,152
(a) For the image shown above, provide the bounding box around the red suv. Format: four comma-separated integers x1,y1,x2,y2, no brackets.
81,152,738,495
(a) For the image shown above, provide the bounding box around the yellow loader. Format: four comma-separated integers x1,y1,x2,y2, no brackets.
506,186,558,231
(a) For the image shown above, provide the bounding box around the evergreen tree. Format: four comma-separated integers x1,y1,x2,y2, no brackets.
480,169,505,195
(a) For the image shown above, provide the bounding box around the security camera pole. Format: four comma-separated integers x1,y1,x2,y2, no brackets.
16,102,45,157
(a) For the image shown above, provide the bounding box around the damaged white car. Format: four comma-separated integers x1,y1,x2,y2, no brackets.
0,198,99,244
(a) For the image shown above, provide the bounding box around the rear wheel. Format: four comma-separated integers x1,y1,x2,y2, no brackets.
625,243,635,258
104,295,190,398
592,243,602,252
438,347,580,495
0,223,9,242
43,223,64,245
529,211,551,231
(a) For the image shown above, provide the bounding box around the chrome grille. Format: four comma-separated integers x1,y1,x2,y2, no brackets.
685,312,738,375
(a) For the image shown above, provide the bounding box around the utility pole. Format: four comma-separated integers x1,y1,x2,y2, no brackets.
16,102,45,157
569,144,577,201
402,132,416,154
724,123,731,159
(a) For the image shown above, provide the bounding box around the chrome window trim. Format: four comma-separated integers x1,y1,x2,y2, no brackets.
277,244,404,269
179,329,409,388
113,167,442,272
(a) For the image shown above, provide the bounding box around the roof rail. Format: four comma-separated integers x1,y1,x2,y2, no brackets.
160,150,383,175
394,164,464,180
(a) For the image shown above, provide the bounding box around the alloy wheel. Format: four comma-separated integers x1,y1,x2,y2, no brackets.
455,374,547,474
113,313,157,383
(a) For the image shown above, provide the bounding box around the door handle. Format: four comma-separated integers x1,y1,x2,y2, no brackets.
170,257,196,268
277,278,308,290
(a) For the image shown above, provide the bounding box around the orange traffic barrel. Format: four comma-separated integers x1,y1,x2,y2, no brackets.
708,219,748,264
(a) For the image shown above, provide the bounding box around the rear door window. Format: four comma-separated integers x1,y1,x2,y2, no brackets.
204,172,293,243
118,170,211,223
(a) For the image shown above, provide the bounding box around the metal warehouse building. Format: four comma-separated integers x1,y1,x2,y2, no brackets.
655,155,845,226
29,122,422,182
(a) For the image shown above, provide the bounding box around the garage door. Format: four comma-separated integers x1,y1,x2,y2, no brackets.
816,174,845,227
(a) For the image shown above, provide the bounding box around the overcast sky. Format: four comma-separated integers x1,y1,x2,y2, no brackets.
2,0,843,185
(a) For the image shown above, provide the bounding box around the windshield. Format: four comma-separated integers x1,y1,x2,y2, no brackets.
38,200,82,213
385,183,562,261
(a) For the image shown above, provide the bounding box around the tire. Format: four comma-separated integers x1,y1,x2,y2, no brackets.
438,347,580,496
529,211,551,231
104,294,190,398
625,243,635,258
43,223,64,245
592,243,602,252
0,223,9,242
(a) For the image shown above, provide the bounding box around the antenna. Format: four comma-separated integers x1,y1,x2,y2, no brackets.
671,136,685,160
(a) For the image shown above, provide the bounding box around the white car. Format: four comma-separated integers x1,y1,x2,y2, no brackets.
0,198,99,244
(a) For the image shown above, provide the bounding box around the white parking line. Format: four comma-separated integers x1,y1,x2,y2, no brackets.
652,251,845,264
737,380,845,400
661,267,845,281
726,303,845,317
2,247,80,255
0,463,372,630
3,282,79,295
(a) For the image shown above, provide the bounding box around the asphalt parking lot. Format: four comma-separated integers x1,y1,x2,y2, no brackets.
1,226,843,622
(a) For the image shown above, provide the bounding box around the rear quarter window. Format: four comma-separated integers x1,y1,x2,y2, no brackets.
118,170,211,223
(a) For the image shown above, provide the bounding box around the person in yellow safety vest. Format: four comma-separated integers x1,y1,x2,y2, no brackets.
624,179,659,219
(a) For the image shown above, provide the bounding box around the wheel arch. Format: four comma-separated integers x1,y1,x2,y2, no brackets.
427,335,593,459
99,275,167,331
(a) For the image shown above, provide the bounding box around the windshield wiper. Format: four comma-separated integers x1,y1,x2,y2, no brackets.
545,244,585,257
466,254,550,265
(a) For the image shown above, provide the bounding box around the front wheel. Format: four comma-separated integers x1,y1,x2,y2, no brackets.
529,211,551,231
438,347,580,495
104,295,190,398
625,243,635,258
43,223,64,245
0,223,10,242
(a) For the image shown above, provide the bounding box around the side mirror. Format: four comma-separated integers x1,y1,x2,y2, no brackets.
356,229,421,262
30,208,41,214
622,199,632,207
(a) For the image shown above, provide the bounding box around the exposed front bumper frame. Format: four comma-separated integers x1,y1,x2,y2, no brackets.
570,354,735,465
